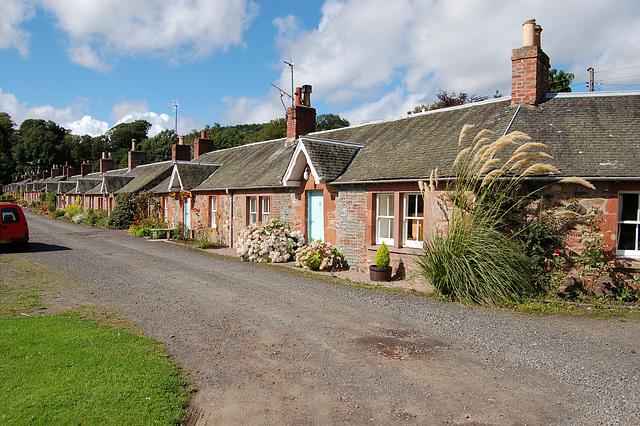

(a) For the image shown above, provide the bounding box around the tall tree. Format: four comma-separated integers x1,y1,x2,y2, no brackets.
103,120,152,168
253,118,287,142
316,114,350,131
139,129,178,163
548,68,574,93
0,112,17,185
12,119,69,175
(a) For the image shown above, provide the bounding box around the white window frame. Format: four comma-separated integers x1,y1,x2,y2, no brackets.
403,193,424,248
617,192,640,257
261,196,271,223
248,196,257,225
376,193,394,245
210,196,217,228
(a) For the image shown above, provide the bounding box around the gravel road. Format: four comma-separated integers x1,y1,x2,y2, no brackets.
18,211,640,425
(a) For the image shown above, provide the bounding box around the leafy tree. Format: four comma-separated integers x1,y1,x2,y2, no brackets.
12,119,69,175
253,118,287,142
408,90,489,114
103,120,151,168
0,113,18,185
316,114,350,131
140,129,178,163
548,68,574,93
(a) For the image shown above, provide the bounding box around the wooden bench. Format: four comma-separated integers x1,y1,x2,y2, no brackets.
151,228,176,240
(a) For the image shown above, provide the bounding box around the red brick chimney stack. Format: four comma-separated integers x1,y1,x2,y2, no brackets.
128,139,146,170
65,164,75,178
172,136,191,161
100,152,115,174
80,160,91,177
511,19,550,106
194,129,216,158
286,84,316,141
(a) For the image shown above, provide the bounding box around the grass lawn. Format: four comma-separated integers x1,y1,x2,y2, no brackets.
0,254,193,424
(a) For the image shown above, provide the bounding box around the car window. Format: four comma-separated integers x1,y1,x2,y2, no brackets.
1,208,20,224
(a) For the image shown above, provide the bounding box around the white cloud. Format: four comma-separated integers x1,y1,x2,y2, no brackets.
37,0,259,70
111,99,202,137
66,115,110,136
220,90,285,125
0,0,34,57
275,0,640,120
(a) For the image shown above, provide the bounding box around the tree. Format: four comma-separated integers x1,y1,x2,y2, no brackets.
548,68,574,93
140,129,178,163
12,119,69,175
103,120,152,168
0,112,17,185
408,90,489,114
316,114,350,131
253,118,287,142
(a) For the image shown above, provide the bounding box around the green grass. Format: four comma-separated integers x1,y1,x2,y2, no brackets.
0,314,192,424
0,254,194,424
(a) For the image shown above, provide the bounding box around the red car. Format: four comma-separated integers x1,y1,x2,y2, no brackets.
0,203,29,251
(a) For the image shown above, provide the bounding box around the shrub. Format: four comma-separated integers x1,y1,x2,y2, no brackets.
237,218,305,263
375,242,390,268
72,213,87,224
53,209,66,218
108,192,159,230
45,192,57,213
127,217,168,237
65,198,83,220
295,240,345,271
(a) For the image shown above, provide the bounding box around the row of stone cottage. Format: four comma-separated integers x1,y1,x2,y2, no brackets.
5,19,640,271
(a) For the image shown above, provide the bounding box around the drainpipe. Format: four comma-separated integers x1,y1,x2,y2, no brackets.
226,189,233,248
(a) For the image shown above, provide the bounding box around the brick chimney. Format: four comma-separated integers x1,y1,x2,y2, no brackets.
172,136,191,161
51,165,61,178
511,19,550,106
65,164,75,178
43,170,51,179
80,160,91,177
194,130,215,158
128,139,146,170
35,170,43,180
100,152,115,174
287,85,316,141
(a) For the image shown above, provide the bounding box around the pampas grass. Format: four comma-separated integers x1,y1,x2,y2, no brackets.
417,125,594,305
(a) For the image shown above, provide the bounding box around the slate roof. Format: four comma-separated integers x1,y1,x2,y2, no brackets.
115,162,173,194
193,139,295,190
300,137,362,182
508,92,640,179
307,92,640,183
85,175,135,195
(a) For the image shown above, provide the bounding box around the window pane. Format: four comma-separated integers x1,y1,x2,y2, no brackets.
406,218,423,241
618,224,638,250
621,193,639,221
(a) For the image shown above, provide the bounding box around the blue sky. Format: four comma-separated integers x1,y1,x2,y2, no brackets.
2,0,640,138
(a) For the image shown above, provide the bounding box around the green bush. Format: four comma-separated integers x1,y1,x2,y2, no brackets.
53,209,66,218
375,242,390,268
127,217,168,237
295,240,345,271
45,192,57,212
108,192,159,230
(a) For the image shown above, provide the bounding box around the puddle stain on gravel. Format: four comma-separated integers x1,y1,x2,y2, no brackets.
356,329,449,361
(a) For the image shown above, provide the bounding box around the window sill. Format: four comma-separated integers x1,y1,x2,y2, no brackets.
614,256,640,269
368,244,421,255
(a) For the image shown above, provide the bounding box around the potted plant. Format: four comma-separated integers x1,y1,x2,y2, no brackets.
370,242,392,281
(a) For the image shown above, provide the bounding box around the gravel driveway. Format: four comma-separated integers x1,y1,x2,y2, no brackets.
20,212,640,425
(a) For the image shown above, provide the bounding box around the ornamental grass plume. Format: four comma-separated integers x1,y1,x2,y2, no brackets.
417,126,594,305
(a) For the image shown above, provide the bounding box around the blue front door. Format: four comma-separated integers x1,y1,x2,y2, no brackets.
307,190,324,242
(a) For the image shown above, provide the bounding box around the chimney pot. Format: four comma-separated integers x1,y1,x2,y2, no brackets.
131,139,137,150
522,19,536,47
295,87,303,105
201,130,207,138
179,136,185,145
302,85,312,107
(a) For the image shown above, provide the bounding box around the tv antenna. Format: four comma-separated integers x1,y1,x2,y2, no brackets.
271,59,295,113
167,100,179,134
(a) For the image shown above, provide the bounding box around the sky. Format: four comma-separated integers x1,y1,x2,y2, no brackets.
2,0,640,138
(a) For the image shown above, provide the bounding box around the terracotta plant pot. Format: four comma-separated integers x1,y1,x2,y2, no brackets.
370,265,392,281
